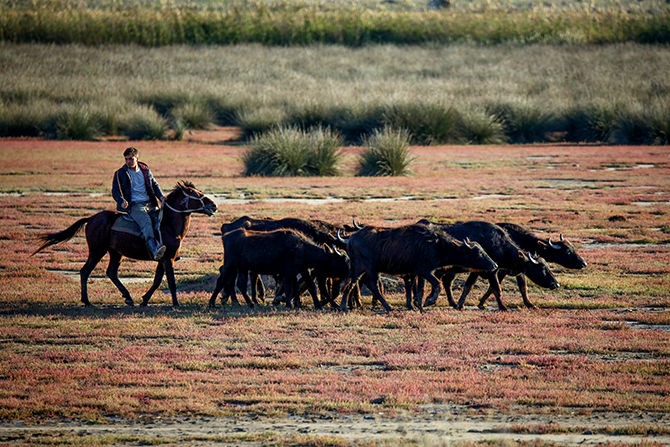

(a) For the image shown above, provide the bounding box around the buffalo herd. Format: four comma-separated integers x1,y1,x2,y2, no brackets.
209,216,587,312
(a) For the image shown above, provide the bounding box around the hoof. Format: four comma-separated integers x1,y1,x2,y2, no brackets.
125,298,135,306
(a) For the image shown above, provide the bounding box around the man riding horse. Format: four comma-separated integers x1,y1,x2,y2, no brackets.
112,147,166,261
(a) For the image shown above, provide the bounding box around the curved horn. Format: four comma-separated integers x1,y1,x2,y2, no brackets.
528,252,540,265
463,237,474,249
560,234,564,242
353,218,363,230
333,245,345,257
337,229,349,244
547,237,561,250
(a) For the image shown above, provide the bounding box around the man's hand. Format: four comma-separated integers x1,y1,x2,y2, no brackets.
158,197,165,210
122,200,129,209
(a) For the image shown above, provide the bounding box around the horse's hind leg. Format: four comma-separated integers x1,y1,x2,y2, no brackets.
106,250,134,306
80,250,107,306
141,262,165,306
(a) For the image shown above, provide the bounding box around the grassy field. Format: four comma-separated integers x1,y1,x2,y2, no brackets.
0,135,668,445
1,43,669,144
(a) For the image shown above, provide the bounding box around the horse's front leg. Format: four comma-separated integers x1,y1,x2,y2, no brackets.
163,260,179,306
106,250,133,306
141,262,165,306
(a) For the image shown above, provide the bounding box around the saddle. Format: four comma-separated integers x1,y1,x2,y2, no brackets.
111,210,161,239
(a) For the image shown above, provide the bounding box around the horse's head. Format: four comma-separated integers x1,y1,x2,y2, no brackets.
165,181,217,216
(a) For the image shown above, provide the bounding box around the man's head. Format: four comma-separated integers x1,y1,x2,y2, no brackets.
123,147,139,170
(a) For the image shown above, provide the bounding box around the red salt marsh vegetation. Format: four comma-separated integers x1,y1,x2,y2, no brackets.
0,132,669,446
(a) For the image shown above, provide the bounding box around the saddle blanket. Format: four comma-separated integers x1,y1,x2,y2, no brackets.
111,215,143,237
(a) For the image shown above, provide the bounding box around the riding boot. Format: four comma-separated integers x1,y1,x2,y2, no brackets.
147,238,166,261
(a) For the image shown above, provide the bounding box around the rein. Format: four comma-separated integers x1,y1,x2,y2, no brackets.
163,190,208,214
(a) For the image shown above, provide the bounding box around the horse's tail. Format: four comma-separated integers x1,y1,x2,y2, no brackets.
31,217,90,256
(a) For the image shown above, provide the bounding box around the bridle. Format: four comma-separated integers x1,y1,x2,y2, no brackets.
164,189,209,214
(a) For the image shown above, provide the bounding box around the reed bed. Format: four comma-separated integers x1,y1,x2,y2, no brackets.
1,42,669,144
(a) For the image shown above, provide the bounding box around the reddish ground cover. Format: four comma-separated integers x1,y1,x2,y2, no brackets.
0,131,668,445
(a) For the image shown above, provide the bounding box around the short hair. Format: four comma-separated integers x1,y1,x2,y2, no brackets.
123,147,139,157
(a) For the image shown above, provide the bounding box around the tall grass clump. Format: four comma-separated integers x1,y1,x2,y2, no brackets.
563,102,619,143
171,102,215,130
486,101,560,143
458,109,508,145
242,126,343,177
357,127,414,177
382,103,463,145
52,104,104,140
236,107,289,139
0,100,53,137
120,105,168,140
608,106,670,145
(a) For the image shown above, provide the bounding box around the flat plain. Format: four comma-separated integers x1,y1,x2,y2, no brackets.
0,131,669,446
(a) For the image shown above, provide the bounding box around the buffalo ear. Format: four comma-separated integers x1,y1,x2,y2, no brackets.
518,250,527,260
537,240,548,248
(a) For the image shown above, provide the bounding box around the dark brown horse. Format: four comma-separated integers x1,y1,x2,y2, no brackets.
32,181,217,307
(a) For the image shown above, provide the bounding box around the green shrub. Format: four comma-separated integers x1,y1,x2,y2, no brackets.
306,126,343,176
236,107,288,139
563,103,619,143
609,109,654,145
120,106,168,140
53,104,104,140
486,101,560,143
0,101,51,137
242,126,343,177
329,105,385,143
458,109,508,145
357,127,414,177
383,103,463,145
171,102,215,129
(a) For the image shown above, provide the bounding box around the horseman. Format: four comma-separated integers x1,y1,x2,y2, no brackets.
112,147,166,261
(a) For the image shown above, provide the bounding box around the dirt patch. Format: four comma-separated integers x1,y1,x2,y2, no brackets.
2,408,669,445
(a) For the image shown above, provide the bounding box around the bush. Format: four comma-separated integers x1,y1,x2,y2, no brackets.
0,101,51,137
486,101,560,143
53,104,104,140
458,109,508,145
357,127,414,177
120,106,168,140
236,107,288,139
383,103,463,145
242,126,343,177
171,102,215,129
563,103,619,143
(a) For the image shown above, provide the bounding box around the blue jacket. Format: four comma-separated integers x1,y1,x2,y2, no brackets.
112,162,165,213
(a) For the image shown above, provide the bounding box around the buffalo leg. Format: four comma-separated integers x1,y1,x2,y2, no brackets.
105,250,133,306
141,262,165,306
208,265,233,308
365,272,393,312
403,275,416,310
456,273,480,310
514,274,537,309
418,273,442,313
235,269,255,308
478,271,506,311
477,271,508,308
79,250,107,306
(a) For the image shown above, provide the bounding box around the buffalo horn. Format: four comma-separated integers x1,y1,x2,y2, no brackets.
528,252,541,264
333,245,345,257
547,237,561,250
337,229,349,244
353,218,363,230
464,237,474,249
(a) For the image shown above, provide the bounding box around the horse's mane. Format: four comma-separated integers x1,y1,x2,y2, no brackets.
170,181,197,195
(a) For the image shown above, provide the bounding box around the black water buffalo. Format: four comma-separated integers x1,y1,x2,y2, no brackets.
338,224,497,312
472,222,587,308
418,220,559,310
209,228,349,309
